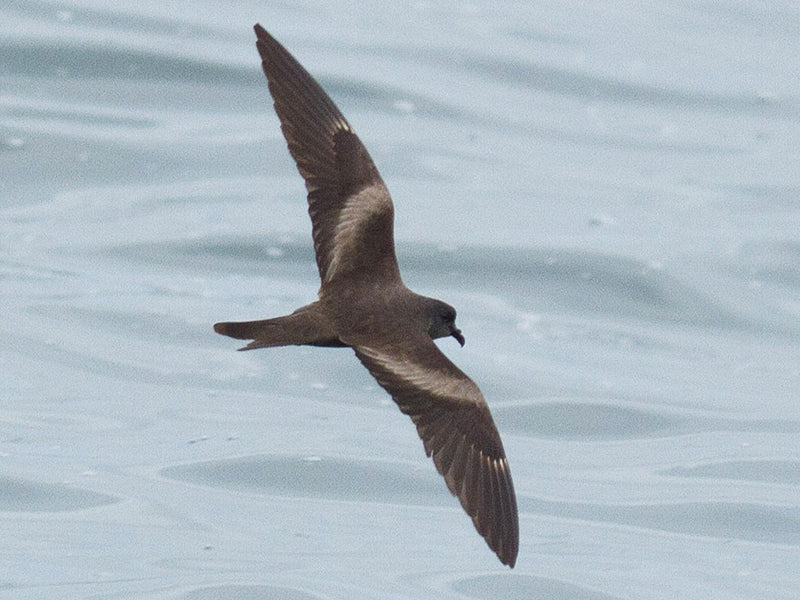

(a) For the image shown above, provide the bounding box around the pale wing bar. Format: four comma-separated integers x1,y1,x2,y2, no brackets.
254,25,399,285
354,342,519,567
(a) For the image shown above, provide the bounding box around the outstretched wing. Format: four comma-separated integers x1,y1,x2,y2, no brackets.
254,24,401,285
353,338,519,567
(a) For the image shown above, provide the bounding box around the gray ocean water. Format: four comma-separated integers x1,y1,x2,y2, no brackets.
2,1,800,598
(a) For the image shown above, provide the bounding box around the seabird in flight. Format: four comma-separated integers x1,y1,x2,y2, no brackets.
214,23,519,567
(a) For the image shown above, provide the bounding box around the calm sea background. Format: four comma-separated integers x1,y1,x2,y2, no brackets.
2,1,799,598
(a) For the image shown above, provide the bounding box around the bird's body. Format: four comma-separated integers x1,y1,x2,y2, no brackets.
214,24,519,568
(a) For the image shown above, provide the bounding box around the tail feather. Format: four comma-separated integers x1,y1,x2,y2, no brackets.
214,302,344,350
213,320,267,340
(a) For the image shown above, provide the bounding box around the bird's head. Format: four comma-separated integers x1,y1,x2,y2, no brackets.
425,299,465,346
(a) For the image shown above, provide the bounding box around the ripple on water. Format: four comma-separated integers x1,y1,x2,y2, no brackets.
494,401,683,440
0,476,117,512
664,460,800,485
161,454,447,506
1,43,256,85
453,573,623,600
519,497,800,546
181,585,322,600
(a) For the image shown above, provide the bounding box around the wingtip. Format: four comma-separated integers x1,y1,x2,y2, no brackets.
482,516,519,568
492,530,518,568
501,535,519,568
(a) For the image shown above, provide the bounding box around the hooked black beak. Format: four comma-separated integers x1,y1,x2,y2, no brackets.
451,327,465,347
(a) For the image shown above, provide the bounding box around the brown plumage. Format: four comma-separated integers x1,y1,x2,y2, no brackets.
214,23,519,567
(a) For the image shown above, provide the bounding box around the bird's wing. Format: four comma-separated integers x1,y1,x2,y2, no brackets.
353,337,519,567
254,24,401,286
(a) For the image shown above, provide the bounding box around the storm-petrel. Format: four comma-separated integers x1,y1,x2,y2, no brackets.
214,23,519,567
